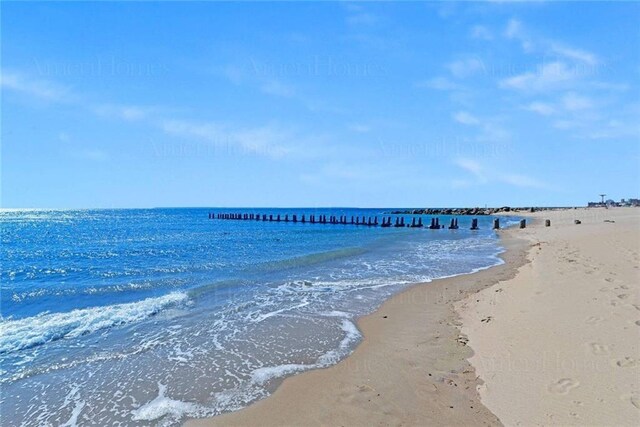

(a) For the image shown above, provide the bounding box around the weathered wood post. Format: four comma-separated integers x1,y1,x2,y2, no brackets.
417,217,423,227
449,218,455,229
435,218,440,229
493,218,500,230
519,219,526,229
454,218,459,229
471,218,479,230
545,219,551,227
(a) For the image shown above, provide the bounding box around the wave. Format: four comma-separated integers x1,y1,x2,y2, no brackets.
254,246,367,273
0,292,189,354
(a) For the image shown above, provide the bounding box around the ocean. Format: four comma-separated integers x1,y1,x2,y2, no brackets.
0,208,519,426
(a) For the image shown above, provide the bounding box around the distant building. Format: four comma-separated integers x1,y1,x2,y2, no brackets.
587,197,640,207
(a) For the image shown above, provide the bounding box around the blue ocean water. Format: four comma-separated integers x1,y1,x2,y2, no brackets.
0,208,518,426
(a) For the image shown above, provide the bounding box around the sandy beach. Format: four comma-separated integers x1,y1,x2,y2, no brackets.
457,208,640,425
187,207,639,426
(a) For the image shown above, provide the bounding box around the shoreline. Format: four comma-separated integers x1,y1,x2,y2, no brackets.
186,226,531,426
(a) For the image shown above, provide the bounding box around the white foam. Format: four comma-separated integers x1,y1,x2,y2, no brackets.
0,292,188,354
131,383,205,423
250,363,311,385
317,319,361,365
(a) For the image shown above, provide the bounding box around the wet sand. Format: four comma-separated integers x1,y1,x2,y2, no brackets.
186,229,529,426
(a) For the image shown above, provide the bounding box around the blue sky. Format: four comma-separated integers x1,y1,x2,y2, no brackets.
2,1,639,208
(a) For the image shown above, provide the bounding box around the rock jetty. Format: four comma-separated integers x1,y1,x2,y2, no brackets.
386,207,565,216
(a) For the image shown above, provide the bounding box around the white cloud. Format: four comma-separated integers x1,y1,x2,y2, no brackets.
453,111,481,125
452,111,510,142
260,80,295,98
348,123,371,133
500,61,574,91
453,158,546,189
159,119,293,159
92,104,154,121
447,58,485,78
504,18,523,39
525,101,556,116
471,25,493,40
455,158,483,176
551,44,598,66
499,173,545,189
1,71,73,102
561,92,593,111
503,18,597,64
415,77,461,91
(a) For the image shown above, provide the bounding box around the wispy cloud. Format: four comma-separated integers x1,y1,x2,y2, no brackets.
453,111,481,125
453,157,546,189
561,92,593,111
452,111,510,142
500,61,575,92
470,25,493,40
550,44,598,66
2,69,317,160
447,58,485,79
159,119,294,159
524,101,556,116
260,80,295,98
415,76,462,91
1,70,75,102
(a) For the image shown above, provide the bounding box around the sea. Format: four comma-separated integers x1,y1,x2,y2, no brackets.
0,208,520,426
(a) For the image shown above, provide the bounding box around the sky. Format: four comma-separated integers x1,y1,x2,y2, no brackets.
2,1,639,208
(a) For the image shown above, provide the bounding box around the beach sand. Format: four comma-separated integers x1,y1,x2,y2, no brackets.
186,207,639,426
457,207,640,426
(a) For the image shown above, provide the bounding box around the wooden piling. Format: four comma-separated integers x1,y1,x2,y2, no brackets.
493,218,500,230
545,219,551,227
519,219,526,229
471,218,479,230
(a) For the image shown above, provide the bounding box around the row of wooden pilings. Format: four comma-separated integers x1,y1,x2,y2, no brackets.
208,213,526,230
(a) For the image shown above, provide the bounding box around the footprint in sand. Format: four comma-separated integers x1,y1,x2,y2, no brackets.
586,316,604,324
548,378,580,395
614,357,638,368
618,294,630,300
589,343,610,355
620,394,640,410
635,320,640,326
